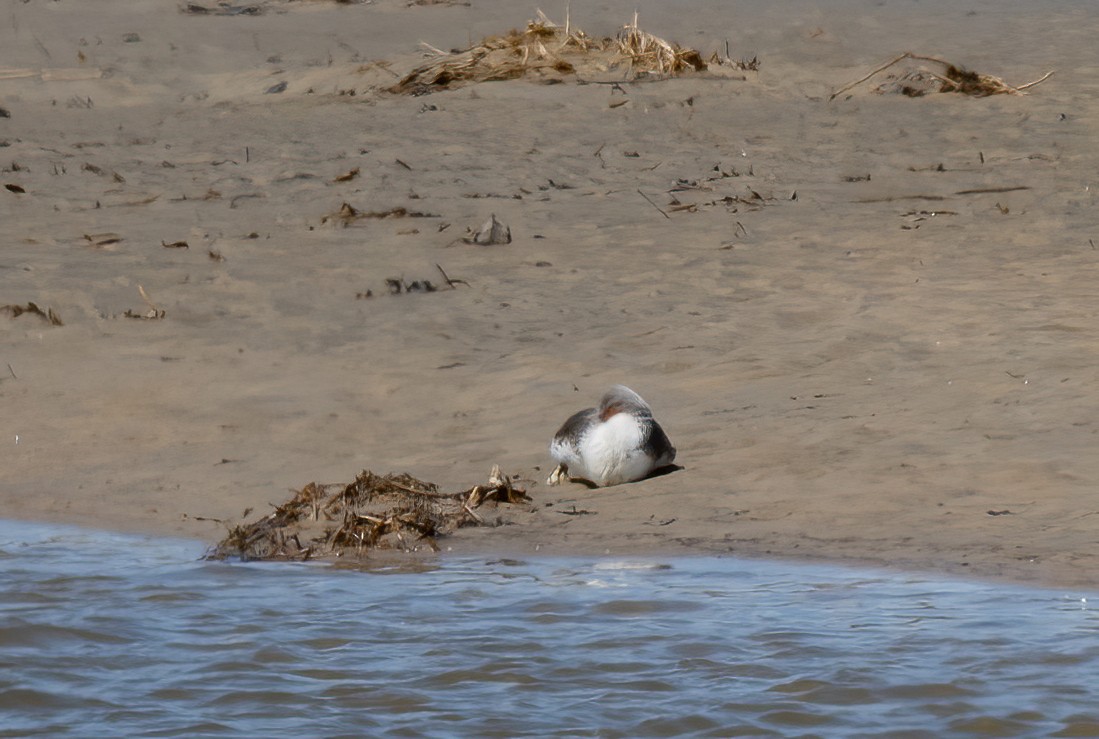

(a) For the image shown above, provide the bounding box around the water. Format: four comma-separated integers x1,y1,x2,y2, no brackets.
1,521,1098,737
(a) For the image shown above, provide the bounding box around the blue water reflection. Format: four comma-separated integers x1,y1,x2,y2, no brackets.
1,520,1097,737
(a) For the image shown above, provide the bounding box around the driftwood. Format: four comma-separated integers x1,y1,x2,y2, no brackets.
205,466,529,561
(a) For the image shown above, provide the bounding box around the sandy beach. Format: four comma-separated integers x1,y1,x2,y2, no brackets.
3,0,1098,587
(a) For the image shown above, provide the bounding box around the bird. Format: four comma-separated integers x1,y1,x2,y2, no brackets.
547,385,676,487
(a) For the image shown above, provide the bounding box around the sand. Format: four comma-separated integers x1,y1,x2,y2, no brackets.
3,0,1098,588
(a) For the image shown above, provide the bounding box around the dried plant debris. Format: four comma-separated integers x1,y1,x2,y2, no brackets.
182,2,264,15
391,10,745,95
83,232,123,248
206,466,530,561
321,202,440,226
658,185,774,217
332,166,360,183
386,277,436,294
1,302,63,326
357,264,468,299
123,285,166,320
831,53,1053,100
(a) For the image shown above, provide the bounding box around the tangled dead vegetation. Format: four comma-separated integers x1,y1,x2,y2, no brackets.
320,202,441,226
831,53,1053,100
1,302,63,326
205,466,530,561
391,10,754,95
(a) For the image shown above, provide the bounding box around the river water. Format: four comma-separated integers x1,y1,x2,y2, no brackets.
2,520,1098,737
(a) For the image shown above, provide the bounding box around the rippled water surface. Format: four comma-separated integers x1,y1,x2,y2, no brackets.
2,520,1099,737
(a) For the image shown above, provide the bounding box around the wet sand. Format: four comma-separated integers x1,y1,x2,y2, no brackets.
3,0,1098,587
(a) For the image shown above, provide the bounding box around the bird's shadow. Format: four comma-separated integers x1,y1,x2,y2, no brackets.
565,464,683,489
645,463,684,481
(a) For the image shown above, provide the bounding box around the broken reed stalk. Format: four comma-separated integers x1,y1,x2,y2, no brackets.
1008,70,1055,91
637,188,671,219
123,285,166,320
830,52,1054,100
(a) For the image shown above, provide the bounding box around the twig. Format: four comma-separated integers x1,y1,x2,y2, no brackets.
138,285,160,313
229,193,262,209
189,515,227,524
7,363,16,380
462,503,485,523
830,52,912,100
830,52,1050,99
436,263,469,288
418,40,449,57
1016,71,1054,91
856,194,946,203
637,188,670,219
383,478,458,499
593,142,607,169
955,186,1029,195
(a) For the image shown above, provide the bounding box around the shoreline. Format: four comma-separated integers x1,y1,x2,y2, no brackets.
0,508,1089,594
1,498,1093,592
4,1,1098,592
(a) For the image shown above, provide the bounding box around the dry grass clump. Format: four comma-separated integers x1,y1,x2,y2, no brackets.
615,12,707,76
391,10,731,94
831,52,1053,100
1,302,63,325
320,202,440,226
206,466,529,561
